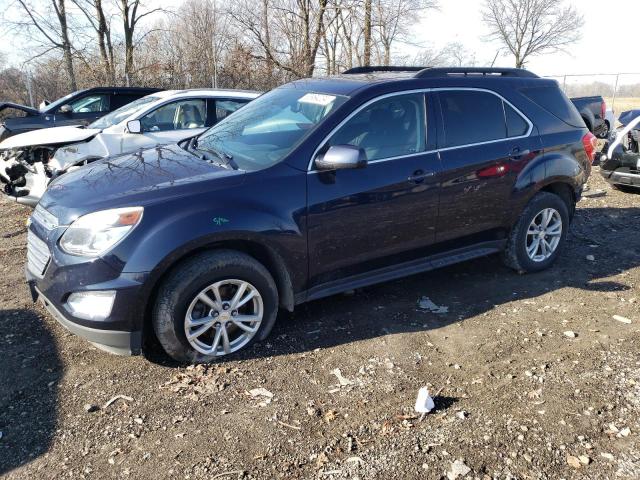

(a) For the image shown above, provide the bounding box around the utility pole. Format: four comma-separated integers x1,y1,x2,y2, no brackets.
24,69,34,107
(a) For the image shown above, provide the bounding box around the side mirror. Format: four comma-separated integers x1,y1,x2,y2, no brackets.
315,145,367,171
58,104,72,114
127,120,142,134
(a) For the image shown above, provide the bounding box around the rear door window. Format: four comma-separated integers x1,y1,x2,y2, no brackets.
327,93,426,161
438,90,506,148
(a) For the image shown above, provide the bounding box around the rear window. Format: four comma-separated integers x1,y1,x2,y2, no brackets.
520,86,584,128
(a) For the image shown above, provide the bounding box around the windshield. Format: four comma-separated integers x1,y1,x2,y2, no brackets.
195,88,348,170
89,96,160,129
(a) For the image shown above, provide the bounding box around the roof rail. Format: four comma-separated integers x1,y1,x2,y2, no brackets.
415,67,538,78
342,66,427,75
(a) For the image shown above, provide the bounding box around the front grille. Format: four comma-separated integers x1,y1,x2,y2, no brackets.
27,230,51,277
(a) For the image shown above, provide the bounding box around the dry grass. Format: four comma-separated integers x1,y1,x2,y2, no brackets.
605,97,640,113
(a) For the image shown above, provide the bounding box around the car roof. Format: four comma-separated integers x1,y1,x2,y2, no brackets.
154,89,261,99
80,86,161,93
284,67,557,97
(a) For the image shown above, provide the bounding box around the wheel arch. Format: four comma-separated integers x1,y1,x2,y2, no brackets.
539,181,576,218
140,238,296,352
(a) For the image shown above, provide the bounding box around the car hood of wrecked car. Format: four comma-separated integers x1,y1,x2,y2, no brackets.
0,126,101,150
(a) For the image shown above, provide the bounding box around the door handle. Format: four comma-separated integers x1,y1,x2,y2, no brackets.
408,170,435,184
509,147,530,159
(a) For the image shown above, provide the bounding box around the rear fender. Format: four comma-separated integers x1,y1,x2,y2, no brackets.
511,150,582,223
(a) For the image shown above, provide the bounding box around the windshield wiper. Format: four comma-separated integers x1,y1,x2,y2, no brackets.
191,142,239,170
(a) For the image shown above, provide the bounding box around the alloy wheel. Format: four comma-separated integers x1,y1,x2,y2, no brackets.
525,208,563,262
184,279,263,356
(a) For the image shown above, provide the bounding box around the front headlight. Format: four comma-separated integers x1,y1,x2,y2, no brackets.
59,207,143,257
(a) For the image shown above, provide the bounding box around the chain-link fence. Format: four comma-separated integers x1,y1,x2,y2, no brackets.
546,73,640,114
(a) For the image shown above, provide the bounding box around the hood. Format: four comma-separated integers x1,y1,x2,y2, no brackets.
40,143,244,217
0,102,40,117
0,126,101,150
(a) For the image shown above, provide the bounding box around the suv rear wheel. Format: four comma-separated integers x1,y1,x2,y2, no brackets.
153,250,278,363
503,191,570,273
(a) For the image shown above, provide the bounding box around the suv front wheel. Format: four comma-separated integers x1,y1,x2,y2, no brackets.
503,191,570,273
153,250,279,363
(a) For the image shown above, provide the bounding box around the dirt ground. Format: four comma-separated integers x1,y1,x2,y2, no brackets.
0,169,639,480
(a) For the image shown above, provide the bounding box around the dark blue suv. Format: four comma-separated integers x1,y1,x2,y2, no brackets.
25,67,596,362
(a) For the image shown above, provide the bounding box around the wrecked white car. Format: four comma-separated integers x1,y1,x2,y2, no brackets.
0,89,259,206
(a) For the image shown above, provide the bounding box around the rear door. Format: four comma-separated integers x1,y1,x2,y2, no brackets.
434,89,540,243
307,92,442,287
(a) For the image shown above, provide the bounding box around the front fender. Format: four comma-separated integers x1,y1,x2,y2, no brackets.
104,164,308,310
50,135,107,170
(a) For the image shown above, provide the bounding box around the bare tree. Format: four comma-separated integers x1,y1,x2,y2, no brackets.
482,0,584,68
118,0,164,83
441,41,476,67
11,0,78,90
73,0,115,83
362,0,371,66
229,0,329,79
373,0,438,66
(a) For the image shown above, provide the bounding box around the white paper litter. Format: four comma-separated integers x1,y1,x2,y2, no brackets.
417,296,449,314
613,315,632,324
248,388,274,406
330,368,354,387
414,387,435,413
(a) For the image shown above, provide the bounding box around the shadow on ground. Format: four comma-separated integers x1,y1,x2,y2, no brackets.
0,308,62,475
142,206,640,365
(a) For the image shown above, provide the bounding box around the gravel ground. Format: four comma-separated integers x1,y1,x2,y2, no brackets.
0,169,639,480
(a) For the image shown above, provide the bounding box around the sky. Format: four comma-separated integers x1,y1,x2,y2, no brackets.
413,0,640,85
2,0,639,86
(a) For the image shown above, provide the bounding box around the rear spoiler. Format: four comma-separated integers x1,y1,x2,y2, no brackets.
0,102,40,117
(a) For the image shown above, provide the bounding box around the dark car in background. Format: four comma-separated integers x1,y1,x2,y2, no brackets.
0,87,161,141
25,67,596,362
571,95,607,138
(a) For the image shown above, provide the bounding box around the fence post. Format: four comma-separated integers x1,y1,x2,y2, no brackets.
612,74,619,113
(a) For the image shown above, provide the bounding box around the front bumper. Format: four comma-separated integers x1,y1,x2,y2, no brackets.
31,283,141,355
600,168,640,188
25,220,149,355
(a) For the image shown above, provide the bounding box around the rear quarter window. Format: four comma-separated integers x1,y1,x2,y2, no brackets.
520,86,584,128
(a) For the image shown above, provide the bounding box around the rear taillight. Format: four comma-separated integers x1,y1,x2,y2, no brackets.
582,132,597,163
601,100,606,121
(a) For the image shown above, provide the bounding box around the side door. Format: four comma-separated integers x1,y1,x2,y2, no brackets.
53,93,110,126
121,98,209,153
307,92,442,287
434,89,541,244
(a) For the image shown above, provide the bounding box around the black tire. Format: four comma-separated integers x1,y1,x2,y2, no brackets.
502,192,571,273
597,120,610,139
153,250,278,363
